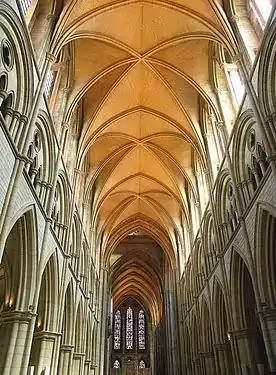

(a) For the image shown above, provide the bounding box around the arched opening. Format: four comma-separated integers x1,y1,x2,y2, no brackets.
231,251,269,373
0,211,36,373
0,74,7,91
0,92,13,122
107,230,175,375
28,253,59,374
73,302,85,374
191,317,200,375
258,208,276,308
201,301,215,375
57,283,74,374
213,281,235,375
182,323,192,375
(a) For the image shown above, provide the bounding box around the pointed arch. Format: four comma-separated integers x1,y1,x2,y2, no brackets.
255,203,276,308
60,280,75,346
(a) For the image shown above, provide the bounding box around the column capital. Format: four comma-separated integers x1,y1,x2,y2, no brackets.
230,328,252,339
230,14,240,23
12,110,21,120
46,13,56,22
216,121,225,130
232,53,242,64
213,342,230,351
61,121,70,130
45,52,57,64
0,90,8,101
1,310,37,323
258,307,276,320
60,344,74,352
33,330,62,340
20,114,28,125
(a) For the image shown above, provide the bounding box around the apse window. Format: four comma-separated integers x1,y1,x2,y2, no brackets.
250,0,272,29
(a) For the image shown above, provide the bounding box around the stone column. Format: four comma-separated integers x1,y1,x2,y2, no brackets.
213,343,234,375
84,359,92,375
29,331,61,375
191,357,202,375
9,110,20,139
231,328,265,375
72,352,85,375
0,310,36,375
0,90,7,107
258,307,276,372
202,351,216,375
57,344,74,375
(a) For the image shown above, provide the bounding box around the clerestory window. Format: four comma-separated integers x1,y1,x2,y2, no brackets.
19,0,32,14
224,51,245,107
228,68,244,106
249,0,272,30
44,70,55,100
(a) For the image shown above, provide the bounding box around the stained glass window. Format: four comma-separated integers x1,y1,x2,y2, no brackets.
114,310,121,350
126,307,133,349
139,360,146,369
138,310,146,349
113,360,120,368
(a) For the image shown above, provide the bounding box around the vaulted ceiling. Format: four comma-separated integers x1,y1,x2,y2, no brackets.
51,0,237,315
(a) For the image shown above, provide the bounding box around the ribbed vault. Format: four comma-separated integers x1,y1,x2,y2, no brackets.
51,0,238,319
110,233,164,324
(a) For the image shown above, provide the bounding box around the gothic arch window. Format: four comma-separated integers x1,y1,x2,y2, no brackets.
138,310,146,350
114,310,121,350
139,360,146,369
113,360,121,368
126,307,134,350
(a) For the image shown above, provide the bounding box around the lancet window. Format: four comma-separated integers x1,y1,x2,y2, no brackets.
126,307,134,349
138,310,146,350
113,310,121,350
